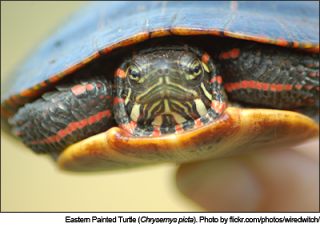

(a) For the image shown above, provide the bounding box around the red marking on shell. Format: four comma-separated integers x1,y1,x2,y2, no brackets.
49,76,61,83
305,85,313,89
71,85,86,96
150,30,172,39
275,38,288,47
97,83,101,87
83,103,87,107
6,98,18,109
309,72,315,77
19,89,40,98
91,100,95,103
201,52,210,64
107,95,110,99
11,95,24,105
115,69,126,78
40,81,48,87
316,87,319,91
295,84,302,90
114,97,125,105
31,141,38,145
86,84,94,91
100,95,104,99
230,48,240,58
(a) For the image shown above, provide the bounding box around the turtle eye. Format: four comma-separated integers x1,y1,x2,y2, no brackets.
127,65,141,84
187,59,202,80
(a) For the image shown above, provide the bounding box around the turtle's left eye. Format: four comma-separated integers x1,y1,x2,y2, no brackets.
127,65,141,84
187,59,202,80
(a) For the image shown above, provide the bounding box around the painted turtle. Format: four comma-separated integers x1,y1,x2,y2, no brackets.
1,2,319,172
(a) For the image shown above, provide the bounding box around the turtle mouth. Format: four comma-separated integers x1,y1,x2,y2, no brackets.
129,97,209,126
134,81,200,105
129,80,209,125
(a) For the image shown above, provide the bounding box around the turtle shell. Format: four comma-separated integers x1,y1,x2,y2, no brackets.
1,1,319,172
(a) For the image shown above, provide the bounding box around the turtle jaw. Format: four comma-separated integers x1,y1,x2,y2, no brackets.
134,77,202,104
126,77,212,129
129,97,208,127
123,76,213,134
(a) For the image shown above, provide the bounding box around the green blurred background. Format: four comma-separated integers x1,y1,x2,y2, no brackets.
1,1,200,212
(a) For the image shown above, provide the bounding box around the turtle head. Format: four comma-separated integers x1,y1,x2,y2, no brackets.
119,49,214,134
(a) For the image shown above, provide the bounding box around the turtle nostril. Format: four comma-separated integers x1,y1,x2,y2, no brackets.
158,68,169,74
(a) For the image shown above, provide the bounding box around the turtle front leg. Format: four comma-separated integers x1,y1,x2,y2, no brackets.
219,43,319,117
9,76,114,154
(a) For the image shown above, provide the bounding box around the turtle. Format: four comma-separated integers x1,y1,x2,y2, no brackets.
1,1,319,172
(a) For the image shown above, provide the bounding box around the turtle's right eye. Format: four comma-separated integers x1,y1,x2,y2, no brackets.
186,59,203,81
127,65,141,84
